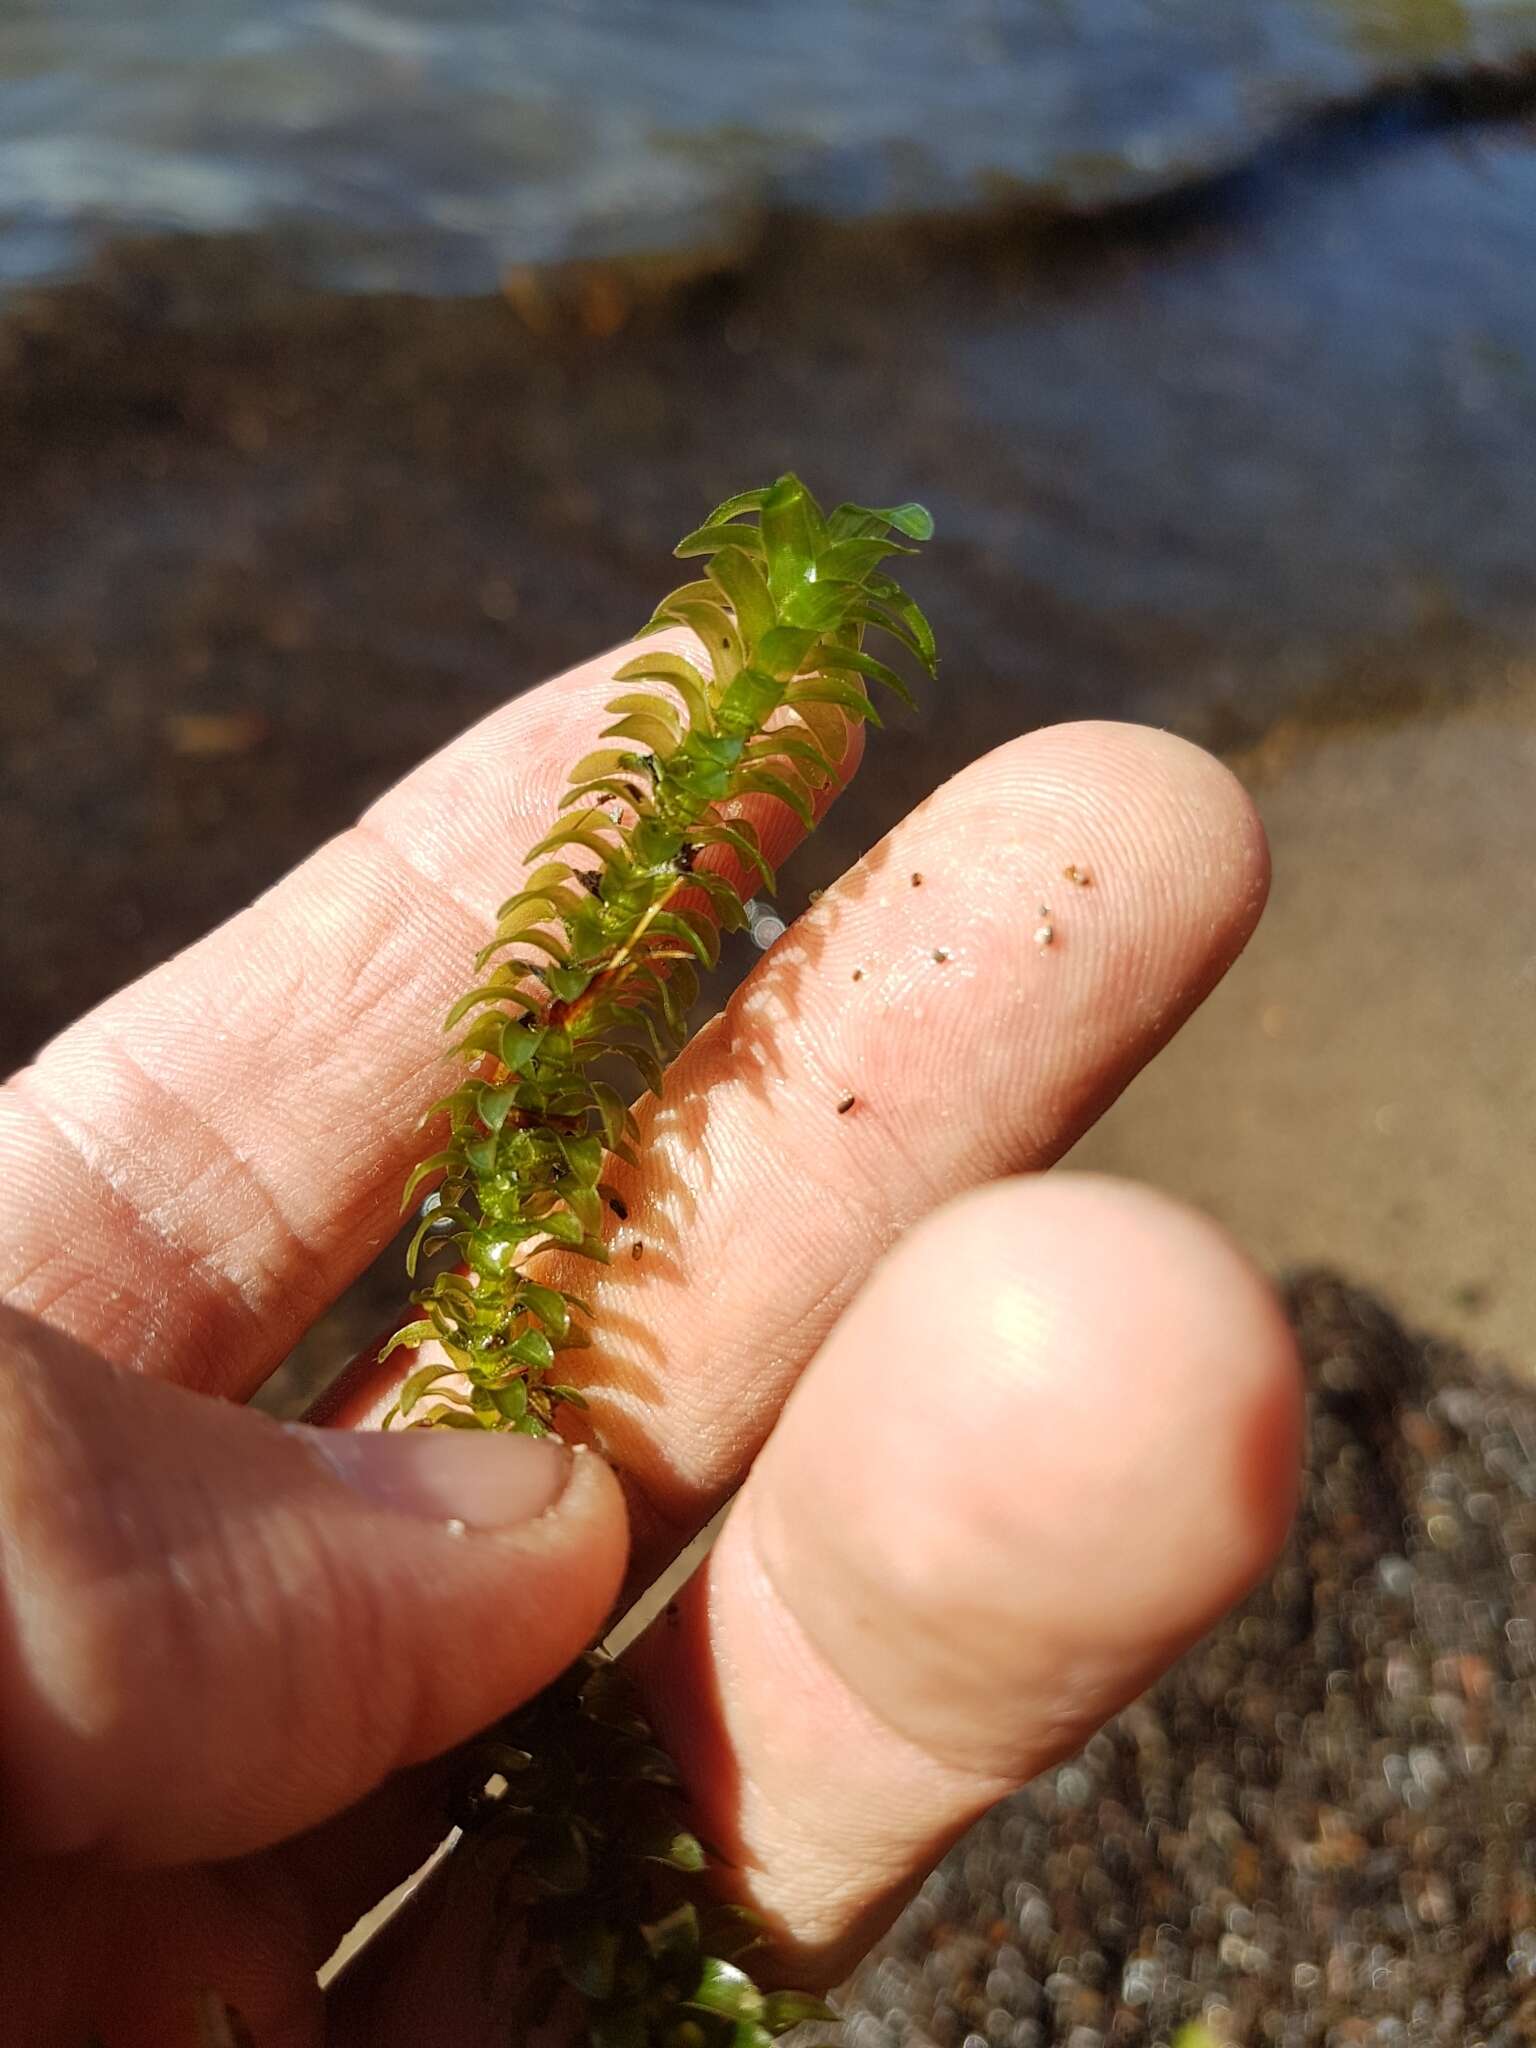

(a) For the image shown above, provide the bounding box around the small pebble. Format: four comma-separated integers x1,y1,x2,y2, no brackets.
911,871,924,887
1034,923,1055,948
630,1239,644,1260
837,1093,857,1114
1064,863,1092,886
443,1517,467,1540
933,947,949,963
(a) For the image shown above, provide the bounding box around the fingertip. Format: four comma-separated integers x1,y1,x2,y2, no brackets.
755,1169,1302,1778
963,1172,1303,1616
1021,718,1271,939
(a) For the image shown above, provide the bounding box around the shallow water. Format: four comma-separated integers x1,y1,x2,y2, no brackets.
4,0,1536,292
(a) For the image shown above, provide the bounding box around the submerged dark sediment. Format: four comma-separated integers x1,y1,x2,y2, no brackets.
840,1274,1536,2048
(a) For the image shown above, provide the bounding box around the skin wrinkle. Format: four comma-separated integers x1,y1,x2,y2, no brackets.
92,1028,331,1317
351,814,513,939
643,1489,1014,1970
245,847,467,1127
741,1484,1013,1817
3,1069,267,1388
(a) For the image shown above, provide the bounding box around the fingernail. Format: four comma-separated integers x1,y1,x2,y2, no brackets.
289,1424,572,1530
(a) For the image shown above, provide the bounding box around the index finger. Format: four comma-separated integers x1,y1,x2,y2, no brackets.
0,636,855,1398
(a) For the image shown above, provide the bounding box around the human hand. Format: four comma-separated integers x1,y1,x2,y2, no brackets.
0,641,1302,2046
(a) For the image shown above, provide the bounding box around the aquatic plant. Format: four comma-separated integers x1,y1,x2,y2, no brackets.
391,474,936,2042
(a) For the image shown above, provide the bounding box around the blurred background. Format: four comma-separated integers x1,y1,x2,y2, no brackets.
4,5,1536,2039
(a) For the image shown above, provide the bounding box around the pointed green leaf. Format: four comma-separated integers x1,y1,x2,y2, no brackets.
566,747,644,786
505,1328,555,1372
659,599,745,688
708,545,776,646
400,1149,456,1211
673,520,766,559
491,1377,529,1422
641,577,719,632
524,809,626,866
785,675,883,726
612,652,713,732
733,767,813,828
600,712,682,760
442,978,523,1032
875,499,934,539
485,892,557,940
702,485,772,525
640,1902,701,1961
866,572,938,670
815,535,913,584
588,1079,634,1150
645,909,720,970
604,690,684,743
641,1824,707,1874
762,1992,839,2033
687,1958,764,2022
518,1282,571,1339
812,640,915,707
690,820,776,890
716,664,785,736
378,1322,439,1368
760,474,824,606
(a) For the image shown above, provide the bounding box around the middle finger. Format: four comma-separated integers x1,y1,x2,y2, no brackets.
334,719,1268,1586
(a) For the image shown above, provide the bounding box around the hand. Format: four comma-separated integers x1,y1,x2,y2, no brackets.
0,641,1302,2046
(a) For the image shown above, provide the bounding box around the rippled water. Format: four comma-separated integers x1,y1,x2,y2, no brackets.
3,0,1535,292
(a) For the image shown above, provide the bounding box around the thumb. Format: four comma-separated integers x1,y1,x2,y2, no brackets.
0,1308,628,1867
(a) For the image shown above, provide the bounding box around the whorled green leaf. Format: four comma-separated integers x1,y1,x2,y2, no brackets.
762,1991,839,2033
811,639,915,706
611,651,715,733
686,1958,764,2022
605,690,685,745
658,599,745,689
784,674,885,727
706,546,776,647
640,1824,707,1874
672,519,767,560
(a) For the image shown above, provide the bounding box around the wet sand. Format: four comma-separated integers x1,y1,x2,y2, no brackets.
1072,685,1536,1368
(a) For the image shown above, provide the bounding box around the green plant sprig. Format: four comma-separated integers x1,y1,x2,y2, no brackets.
385,476,934,2048
385,474,935,1438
